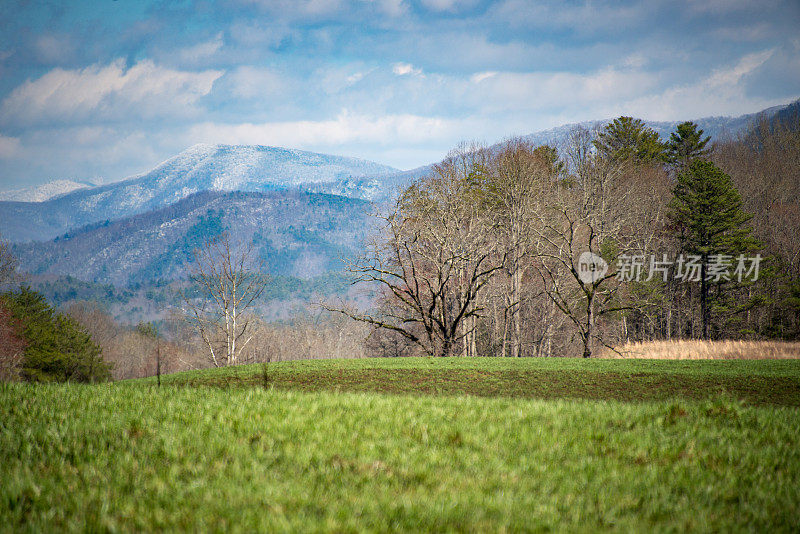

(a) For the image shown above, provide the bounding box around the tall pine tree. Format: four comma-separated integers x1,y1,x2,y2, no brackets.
593,116,665,165
666,121,711,171
668,160,759,339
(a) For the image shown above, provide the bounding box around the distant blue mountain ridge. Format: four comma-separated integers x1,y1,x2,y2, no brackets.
2,101,796,245
0,144,399,243
5,101,799,245
3,99,798,299
12,189,375,285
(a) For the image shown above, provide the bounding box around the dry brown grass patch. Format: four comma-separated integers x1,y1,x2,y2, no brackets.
599,339,800,360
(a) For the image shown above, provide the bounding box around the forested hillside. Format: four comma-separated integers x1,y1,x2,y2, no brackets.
13,190,374,285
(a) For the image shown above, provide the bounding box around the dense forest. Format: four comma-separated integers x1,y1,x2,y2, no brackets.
344,115,800,358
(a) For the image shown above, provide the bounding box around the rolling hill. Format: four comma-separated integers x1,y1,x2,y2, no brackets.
514,102,798,154
3,102,795,246
0,144,398,243
13,190,375,286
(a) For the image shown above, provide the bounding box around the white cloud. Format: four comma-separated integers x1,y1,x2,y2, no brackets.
222,66,289,99
176,33,224,64
619,50,782,120
239,0,345,17
185,110,462,150
301,0,344,15
0,135,21,159
419,0,458,11
705,49,775,87
622,53,648,69
316,64,375,95
741,42,800,99
458,68,658,114
0,59,223,127
0,125,168,188
470,71,497,83
366,0,406,16
346,72,366,84
392,62,422,76
419,0,480,11
391,31,553,73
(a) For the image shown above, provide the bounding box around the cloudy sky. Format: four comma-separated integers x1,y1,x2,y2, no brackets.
0,0,798,189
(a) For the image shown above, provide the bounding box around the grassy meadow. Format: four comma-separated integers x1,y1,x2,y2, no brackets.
3,357,800,532
134,357,800,406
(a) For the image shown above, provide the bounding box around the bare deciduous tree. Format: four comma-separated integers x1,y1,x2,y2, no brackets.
0,302,25,381
0,235,18,286
244,312,370,362
181,233,267,367
331,146,506,357
532,127,667,358
485,139,562,357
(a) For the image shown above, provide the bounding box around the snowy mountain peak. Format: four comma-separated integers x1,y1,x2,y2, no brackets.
0,144,405,242
0,179,94,203
137,143,400,192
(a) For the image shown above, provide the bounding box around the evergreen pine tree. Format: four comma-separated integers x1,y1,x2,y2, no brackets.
668,160,760,339
1,287,110,382
593,116,665,164
666,121,711,170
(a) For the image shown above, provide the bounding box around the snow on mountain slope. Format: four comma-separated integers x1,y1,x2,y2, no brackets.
134,143,399,191
0,179,92,202
2,101,793,244
71,143,400,213
0,144,400,242
516,106,782,154
13,190,375,285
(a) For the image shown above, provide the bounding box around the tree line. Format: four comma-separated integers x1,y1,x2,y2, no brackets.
1,112,797,379
340,116,800,357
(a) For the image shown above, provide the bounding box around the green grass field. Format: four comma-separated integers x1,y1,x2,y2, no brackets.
135,357,800,406
3,358,800,532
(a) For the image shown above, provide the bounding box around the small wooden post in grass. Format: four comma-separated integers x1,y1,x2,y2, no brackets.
261,352,272,390
156,335,161,388
137,321,161,387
